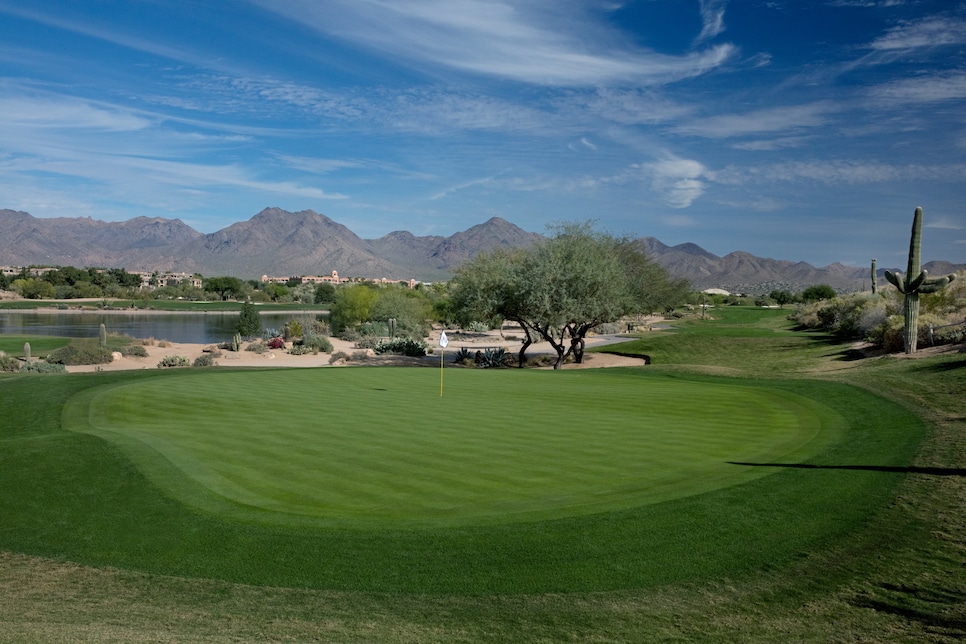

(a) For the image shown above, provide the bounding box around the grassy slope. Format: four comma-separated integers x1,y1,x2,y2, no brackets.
0,308,963,641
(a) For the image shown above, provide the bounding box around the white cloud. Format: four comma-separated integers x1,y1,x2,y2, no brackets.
0,96,150,132
715,160,966,185
870,72,966,105
642,156,709,208
250,0,736,86
673,102,834,139
695,0,727,44
926,217,964,230
869,16,966,51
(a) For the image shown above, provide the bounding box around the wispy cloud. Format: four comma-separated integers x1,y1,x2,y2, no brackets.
715,160,966,185
250,0,736,86
926,217,964,230
869,71,966,105
868,16,966,51
694,0,727,44
673,102,835,139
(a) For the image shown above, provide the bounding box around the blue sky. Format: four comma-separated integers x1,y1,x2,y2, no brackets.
0,0,964,267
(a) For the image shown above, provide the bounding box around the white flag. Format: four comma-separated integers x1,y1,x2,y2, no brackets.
439,331,449,348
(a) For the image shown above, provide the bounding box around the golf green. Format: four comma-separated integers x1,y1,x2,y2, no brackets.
65,367,843,528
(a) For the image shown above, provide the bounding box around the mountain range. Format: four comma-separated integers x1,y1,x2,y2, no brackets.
1,207,962,294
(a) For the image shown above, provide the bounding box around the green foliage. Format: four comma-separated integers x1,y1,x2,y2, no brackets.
157,355,190,368
205,276,247,301
329,284,378,333
296,332,333,354
799,284,836,302
120,345,148,358
373,337,427,357
46,342,114,365
451,222,689,369
20,360,67,374
768,289,794,308
236,301,262,338
451,347,473,364
313,282,336,304
192,354,216,367
476,346,509,368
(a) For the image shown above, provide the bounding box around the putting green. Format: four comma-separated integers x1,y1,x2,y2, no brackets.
65,368,843,528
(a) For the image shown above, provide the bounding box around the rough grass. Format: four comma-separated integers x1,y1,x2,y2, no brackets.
0,307,963,641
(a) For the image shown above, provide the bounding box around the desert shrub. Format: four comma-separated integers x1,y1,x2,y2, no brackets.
359,321,389,338
262,328,282,340
120,345,149,357
157,355,190,368
339,327,360,343
466,321,490,333
246,340,269,354
0,354,21,372
46,342,114,366
476,346,509,368
192,354,216,367
267,336,286,350
870,312,952,352
328,351,351,364
354,334,381,350
20,361,67,374
373,337,427,357
288,344,312,355
297,332,333,354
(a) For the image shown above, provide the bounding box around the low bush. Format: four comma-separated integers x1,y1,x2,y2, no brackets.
46,342,114,366
157,355,190,368
328,350,351,364
192,354,216,367
0,354,21,372
267,337,286,350
288,344,312,355
120,345,149,358
20,361,67,374
297,332,333,354
245,340,269,354
373,337,427,357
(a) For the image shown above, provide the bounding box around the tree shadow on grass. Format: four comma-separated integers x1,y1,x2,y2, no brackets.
728,462,966,477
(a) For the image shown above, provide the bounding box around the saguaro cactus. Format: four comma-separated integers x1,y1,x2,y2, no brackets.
24,342,31,362
99,323,108,347
871,258,877,295
884,207,957,354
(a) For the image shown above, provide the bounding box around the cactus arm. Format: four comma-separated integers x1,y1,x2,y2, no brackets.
919,274,956,294
907,269,928,292
884,270,905,292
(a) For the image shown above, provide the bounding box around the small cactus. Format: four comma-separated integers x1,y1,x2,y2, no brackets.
99,323,107,347
24,342,31,362
884,207,957,354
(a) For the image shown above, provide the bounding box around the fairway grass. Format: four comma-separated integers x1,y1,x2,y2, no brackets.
65,368,843,527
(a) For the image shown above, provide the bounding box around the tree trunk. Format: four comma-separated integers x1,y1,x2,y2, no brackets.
903,292,919,354
570,336,586,363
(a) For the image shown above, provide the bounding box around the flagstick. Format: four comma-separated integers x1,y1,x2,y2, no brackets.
439,348,444,397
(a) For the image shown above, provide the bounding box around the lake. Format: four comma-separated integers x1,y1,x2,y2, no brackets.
0,310,320,344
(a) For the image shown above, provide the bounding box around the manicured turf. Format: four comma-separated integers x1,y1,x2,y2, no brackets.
66,368,842,527
1,364,925,594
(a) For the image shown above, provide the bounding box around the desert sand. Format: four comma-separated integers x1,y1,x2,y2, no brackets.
65,328,647,373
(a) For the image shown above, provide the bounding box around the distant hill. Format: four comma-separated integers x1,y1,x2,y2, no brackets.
1,207,962,293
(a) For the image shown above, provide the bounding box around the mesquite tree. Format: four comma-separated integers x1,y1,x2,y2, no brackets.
451,222,689,369
884,207,957,354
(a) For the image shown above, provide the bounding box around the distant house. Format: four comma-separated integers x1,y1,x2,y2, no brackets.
260,270,415,288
